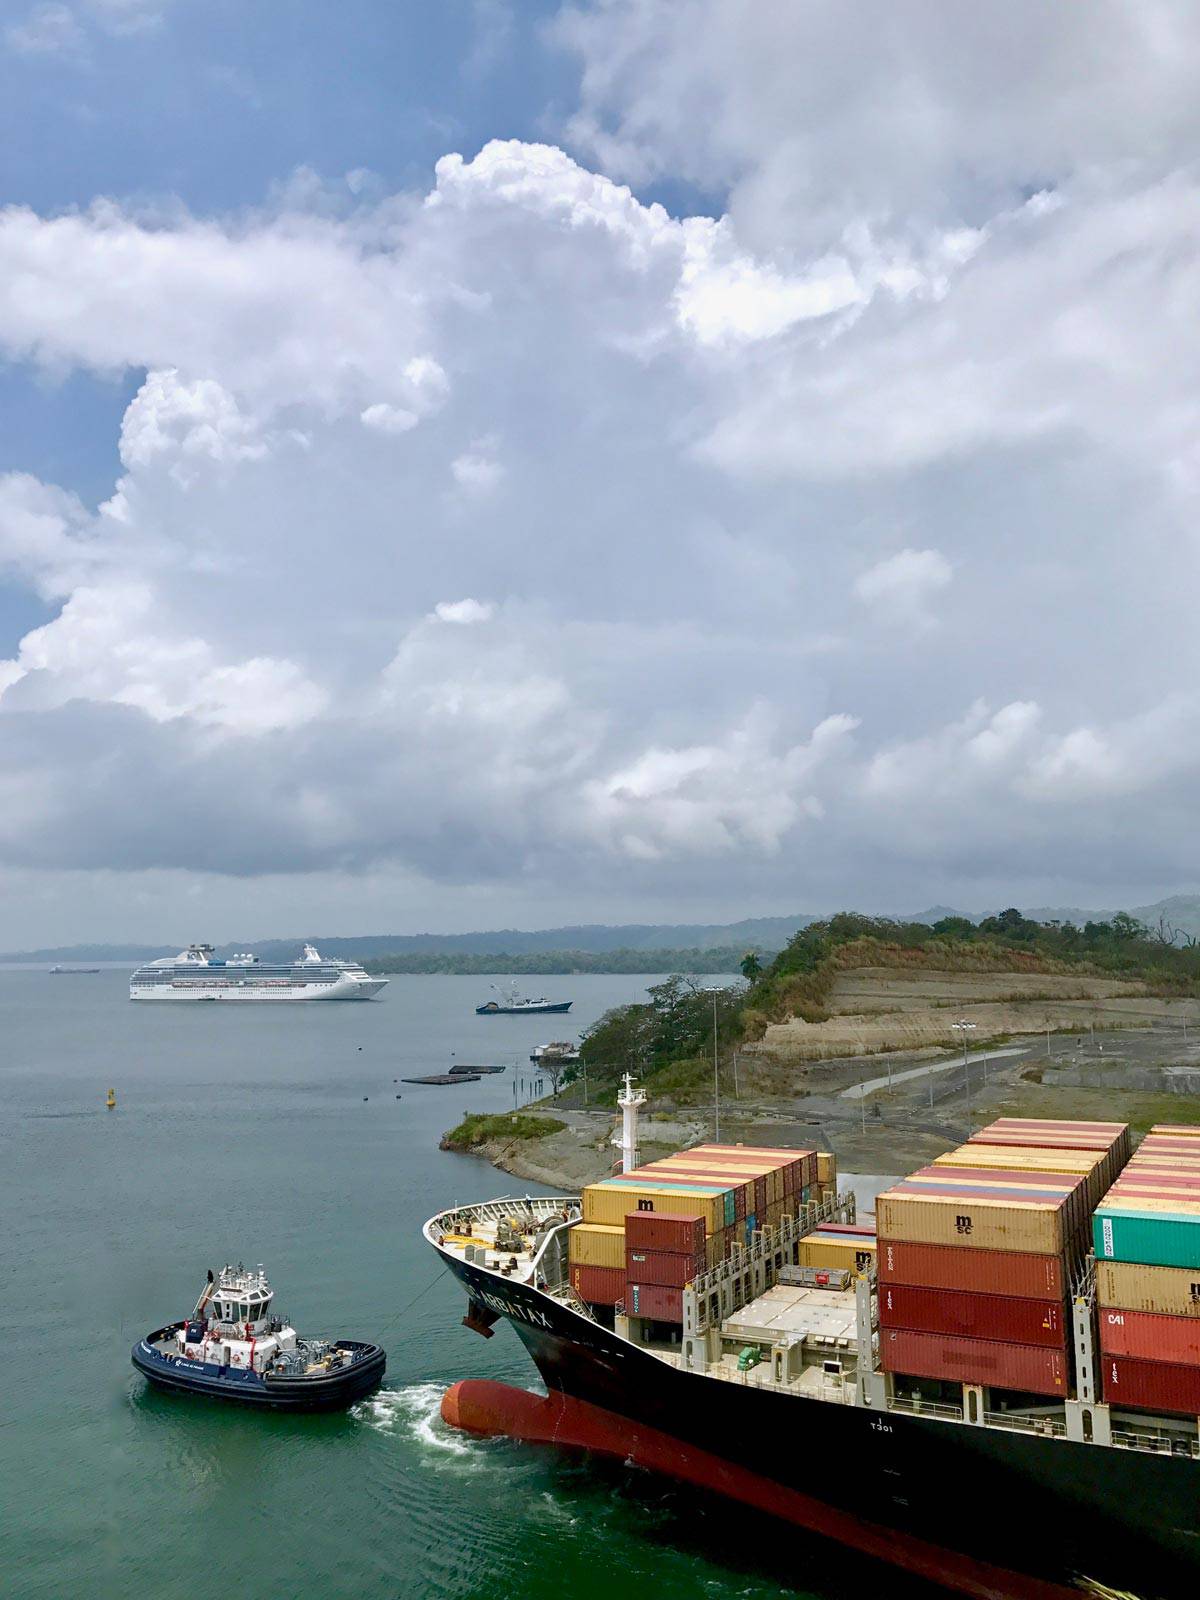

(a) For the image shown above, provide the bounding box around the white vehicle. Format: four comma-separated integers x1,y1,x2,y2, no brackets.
129,943,388,1001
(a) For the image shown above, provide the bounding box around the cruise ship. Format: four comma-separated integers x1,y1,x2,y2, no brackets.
129,944,388,1002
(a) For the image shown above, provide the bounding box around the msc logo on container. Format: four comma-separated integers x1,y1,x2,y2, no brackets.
955,1214,973,1235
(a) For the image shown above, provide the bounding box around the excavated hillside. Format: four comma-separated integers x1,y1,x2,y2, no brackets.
753,949,1196,1063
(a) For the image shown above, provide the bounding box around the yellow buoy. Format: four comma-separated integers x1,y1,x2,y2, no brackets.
106,1088,116,1109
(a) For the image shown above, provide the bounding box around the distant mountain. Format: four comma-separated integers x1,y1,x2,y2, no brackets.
7,896,1200,965
0,916,817,965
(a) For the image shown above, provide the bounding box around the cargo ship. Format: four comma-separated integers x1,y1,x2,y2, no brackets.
426,1079,1200,1599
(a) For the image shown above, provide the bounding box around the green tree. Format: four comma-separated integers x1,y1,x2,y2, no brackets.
740,950,763,982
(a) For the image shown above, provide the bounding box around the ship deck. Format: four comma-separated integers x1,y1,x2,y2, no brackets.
427,1196,581,1285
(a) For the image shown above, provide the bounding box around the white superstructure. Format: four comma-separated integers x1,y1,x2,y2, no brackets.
129,943,388,1001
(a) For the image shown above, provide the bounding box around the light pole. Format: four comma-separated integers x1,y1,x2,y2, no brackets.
704,986,725,1141
951,1020,978,1131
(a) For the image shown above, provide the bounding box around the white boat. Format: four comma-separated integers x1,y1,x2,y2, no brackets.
129,943,388,1002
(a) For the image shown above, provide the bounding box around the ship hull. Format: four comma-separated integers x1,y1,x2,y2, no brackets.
439,1250,1200,1599
130,977,387,1001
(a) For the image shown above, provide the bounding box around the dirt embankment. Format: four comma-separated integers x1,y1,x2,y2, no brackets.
754,965,1198,1062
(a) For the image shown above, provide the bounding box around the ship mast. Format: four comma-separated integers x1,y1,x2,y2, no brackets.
613,1072,646,1173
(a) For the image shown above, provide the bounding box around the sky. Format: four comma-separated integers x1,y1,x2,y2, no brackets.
2,1,1200,945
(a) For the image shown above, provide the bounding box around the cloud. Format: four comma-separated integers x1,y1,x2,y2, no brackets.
5,62,1200,931
5,3,84,54
432,598,495,625
853,548,952,626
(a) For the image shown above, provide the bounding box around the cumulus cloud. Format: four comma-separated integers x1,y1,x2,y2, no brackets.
854,548,952,627
6,3,84,54
432,598,495,625
5,10,1200,930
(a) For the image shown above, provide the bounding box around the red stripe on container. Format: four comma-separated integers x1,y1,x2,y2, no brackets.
877,1239,1066,1300
880,1329,1068,1395
878,1284,1068,1347
1098,1306,1200,1365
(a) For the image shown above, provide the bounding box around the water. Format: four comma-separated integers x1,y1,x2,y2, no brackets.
6,967,896,1600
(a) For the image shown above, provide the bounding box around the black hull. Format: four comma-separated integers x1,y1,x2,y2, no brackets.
131,1334,386,1412
440,1253,1200,1599
475,1003,573,1015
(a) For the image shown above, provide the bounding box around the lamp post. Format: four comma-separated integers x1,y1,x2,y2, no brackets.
950,1020,978,1132
705,986,724,1141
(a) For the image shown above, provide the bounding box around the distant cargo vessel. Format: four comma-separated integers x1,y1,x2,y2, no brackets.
426,1086,1200,1598
129,944,387,1001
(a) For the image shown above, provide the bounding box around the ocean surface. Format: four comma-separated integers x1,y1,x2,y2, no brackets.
4,967,928,1600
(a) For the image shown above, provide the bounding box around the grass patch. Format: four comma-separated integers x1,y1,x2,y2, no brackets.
974,1083,1198,1137
441,1112,565,1152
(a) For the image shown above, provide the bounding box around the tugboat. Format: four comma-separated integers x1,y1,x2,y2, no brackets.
131,1263,386,1410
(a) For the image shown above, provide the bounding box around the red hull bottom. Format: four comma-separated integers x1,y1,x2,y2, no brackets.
441,1380,1080,1600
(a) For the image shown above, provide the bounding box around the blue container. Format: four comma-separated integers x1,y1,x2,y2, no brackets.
724,1190,736,1227
744,1213,757,1244
1094,1208,1200,1269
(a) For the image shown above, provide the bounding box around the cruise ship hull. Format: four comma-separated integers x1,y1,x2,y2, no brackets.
438,1247,1200,1599
130,976,387,1001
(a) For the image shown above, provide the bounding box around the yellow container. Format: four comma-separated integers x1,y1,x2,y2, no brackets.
798,1233,877,1272
935,1144,1106,1206
877,1189,1071,1254
582,1181,726,1233
1101,1192,1200,1215
1149,1125,1200,1139
567,1223,627,1270
1097,1259,1200,1317
817,1151,837,1184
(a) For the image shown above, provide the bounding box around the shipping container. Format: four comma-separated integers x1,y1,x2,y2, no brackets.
798,1233,877,1273
582,1181,727,1233
914,1163,1088,1229
567,1222,627,1270
624,1246,705,1288
880,1328,1069,1396
1149,1124,1200,1138
755,1176,767,1215
1094,1207,1200,1269
879,1283,1068,1347
818,1222,876,1236
817,1150,837,1184
936,1145,1106,1209
570,1264,625,1305
877,1184,1074,1255
626,1281,683,1322
1096,1259,1200,1318
623,1211,706,1254
877,1238,1066,1299
1101,1353,1200,1415
1098,1306,1200,1365
1100,1192,1200,1215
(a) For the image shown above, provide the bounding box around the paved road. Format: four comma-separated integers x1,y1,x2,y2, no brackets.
840,1044,1031,1100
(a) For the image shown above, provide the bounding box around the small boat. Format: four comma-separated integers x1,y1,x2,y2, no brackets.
448,1062,506,1075
475,984,572,1016
131,1263,385,1410
530,1041,580,1066
49,965,101,974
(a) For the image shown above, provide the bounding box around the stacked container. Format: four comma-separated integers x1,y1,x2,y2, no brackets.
572,1143,817,1320
798,1223,876,1274
624,1212,707,1322
1095,1125,1200,1415
877,1119,1130,1397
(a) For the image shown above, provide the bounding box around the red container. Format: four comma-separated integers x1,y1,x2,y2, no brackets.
571,1264,624,1305
626,1281,683,1321
755,1176,767,1214
624,1246,705,1288
880,1328,1069,1396
878,1283,1068,1347
1102,1354,1200,1414
1099,1307,1200,1365
818,1223,876,1237
623,1212,705,1254
877,1238,1066,1300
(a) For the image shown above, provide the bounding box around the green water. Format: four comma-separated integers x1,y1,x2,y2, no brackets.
4,968,920,1600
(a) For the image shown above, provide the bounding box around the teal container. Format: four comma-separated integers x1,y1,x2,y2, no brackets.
1093,1207,1200,1268
724,1190,736,1227
744,1212,757,1244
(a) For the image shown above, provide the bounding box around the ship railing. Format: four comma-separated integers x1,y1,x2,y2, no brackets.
545,1281,598,1322
886,1395,964,1422
982,1409,1066,1439
1111,1426,1200,1459
700,1359,855,1405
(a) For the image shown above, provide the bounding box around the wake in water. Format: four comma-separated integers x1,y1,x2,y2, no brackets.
353,1382,493,1465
